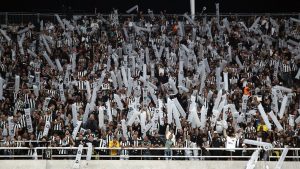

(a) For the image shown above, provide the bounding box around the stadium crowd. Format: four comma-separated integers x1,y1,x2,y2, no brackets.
0,10,299,160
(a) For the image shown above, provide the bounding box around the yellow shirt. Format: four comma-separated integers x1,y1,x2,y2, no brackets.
257,124,268,132
109,140,120,155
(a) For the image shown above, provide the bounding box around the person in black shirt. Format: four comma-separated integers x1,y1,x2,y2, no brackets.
151,132,163,160
211,131,223,159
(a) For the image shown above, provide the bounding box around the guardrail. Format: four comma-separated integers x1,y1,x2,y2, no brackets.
0,147,299,161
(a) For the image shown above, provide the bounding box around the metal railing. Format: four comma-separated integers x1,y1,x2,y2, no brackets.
0,147,299,161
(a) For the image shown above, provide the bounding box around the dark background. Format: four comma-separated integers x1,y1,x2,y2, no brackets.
0,0,299,13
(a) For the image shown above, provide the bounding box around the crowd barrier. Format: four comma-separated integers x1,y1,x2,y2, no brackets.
0,147,299,161
0,160,299,169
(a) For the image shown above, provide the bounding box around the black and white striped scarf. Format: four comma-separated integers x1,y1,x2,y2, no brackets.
77,81,86,90
281,63,291,73
53,120,62,131
18,114,27,128
77,71,87,79
43,114,53,123
45,89,57,97
24,94,36,109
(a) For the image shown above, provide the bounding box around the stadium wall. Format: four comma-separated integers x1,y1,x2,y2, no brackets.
0,160,298,169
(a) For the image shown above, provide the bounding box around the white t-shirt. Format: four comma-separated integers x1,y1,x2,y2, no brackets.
226,136,237,152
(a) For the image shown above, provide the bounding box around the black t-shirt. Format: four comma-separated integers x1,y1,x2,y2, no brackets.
211,137,223,148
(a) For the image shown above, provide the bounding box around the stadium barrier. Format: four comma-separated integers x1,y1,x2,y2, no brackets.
0,160,299,169
0,147,299,160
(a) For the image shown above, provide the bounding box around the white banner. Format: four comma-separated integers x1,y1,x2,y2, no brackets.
268,111,283,131
167,98,173,124
72,121,82,140
121,66,128,88
241,95,249,114
295,68,300,79
114,94,124,110
42,51,56,69
127,109,140,126
200,105,208,129
199,69,207,95
203,58,211,73
71,52,76,73
246,149,260,169
243,139,273,151
0,29,11,42
27,49,37,58
145,47,150,65
216,67,221,90
90,83,98,107
83,103,90,125
140,111,147,133
235,55,244,69
273,61,279,80
213,90,223,111
258,104,272,130
35,71,40,89
63,69,70,86
295,115,300,124
121,119,128,139
58,83,66,103
106,101,113,122
158,99,164,125
72,144,83,169
169,78,178,95
55,59,63,72
223,72,229,91
149,89,158,106
191,106,201,128
184,12,196,26
116,70,123,88
98,106,105,129
110,71,118,89
0,77,4,100
278,95,288,119
173,98,186,117
72,103,78,127
127,70,132,97
86,143,93,161
85,81,91,101
274,85,292,93
33,85,39,97
55,14,65,29
142,83,148,108
172,103,182,130
42,97,51,112
271,89,279,113
42,35,52,54
289,114,295,127
150,64,155,78
211,110,221,127
24,108,33,133
8,116,15,137
275,148,288,169
15,75,20,95
43,120,51,137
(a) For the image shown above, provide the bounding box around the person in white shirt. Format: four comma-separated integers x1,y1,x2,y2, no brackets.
223,126,239,158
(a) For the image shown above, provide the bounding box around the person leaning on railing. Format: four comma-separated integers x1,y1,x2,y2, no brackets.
108,136,120,160
141,135,152,160
164,134,174,160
